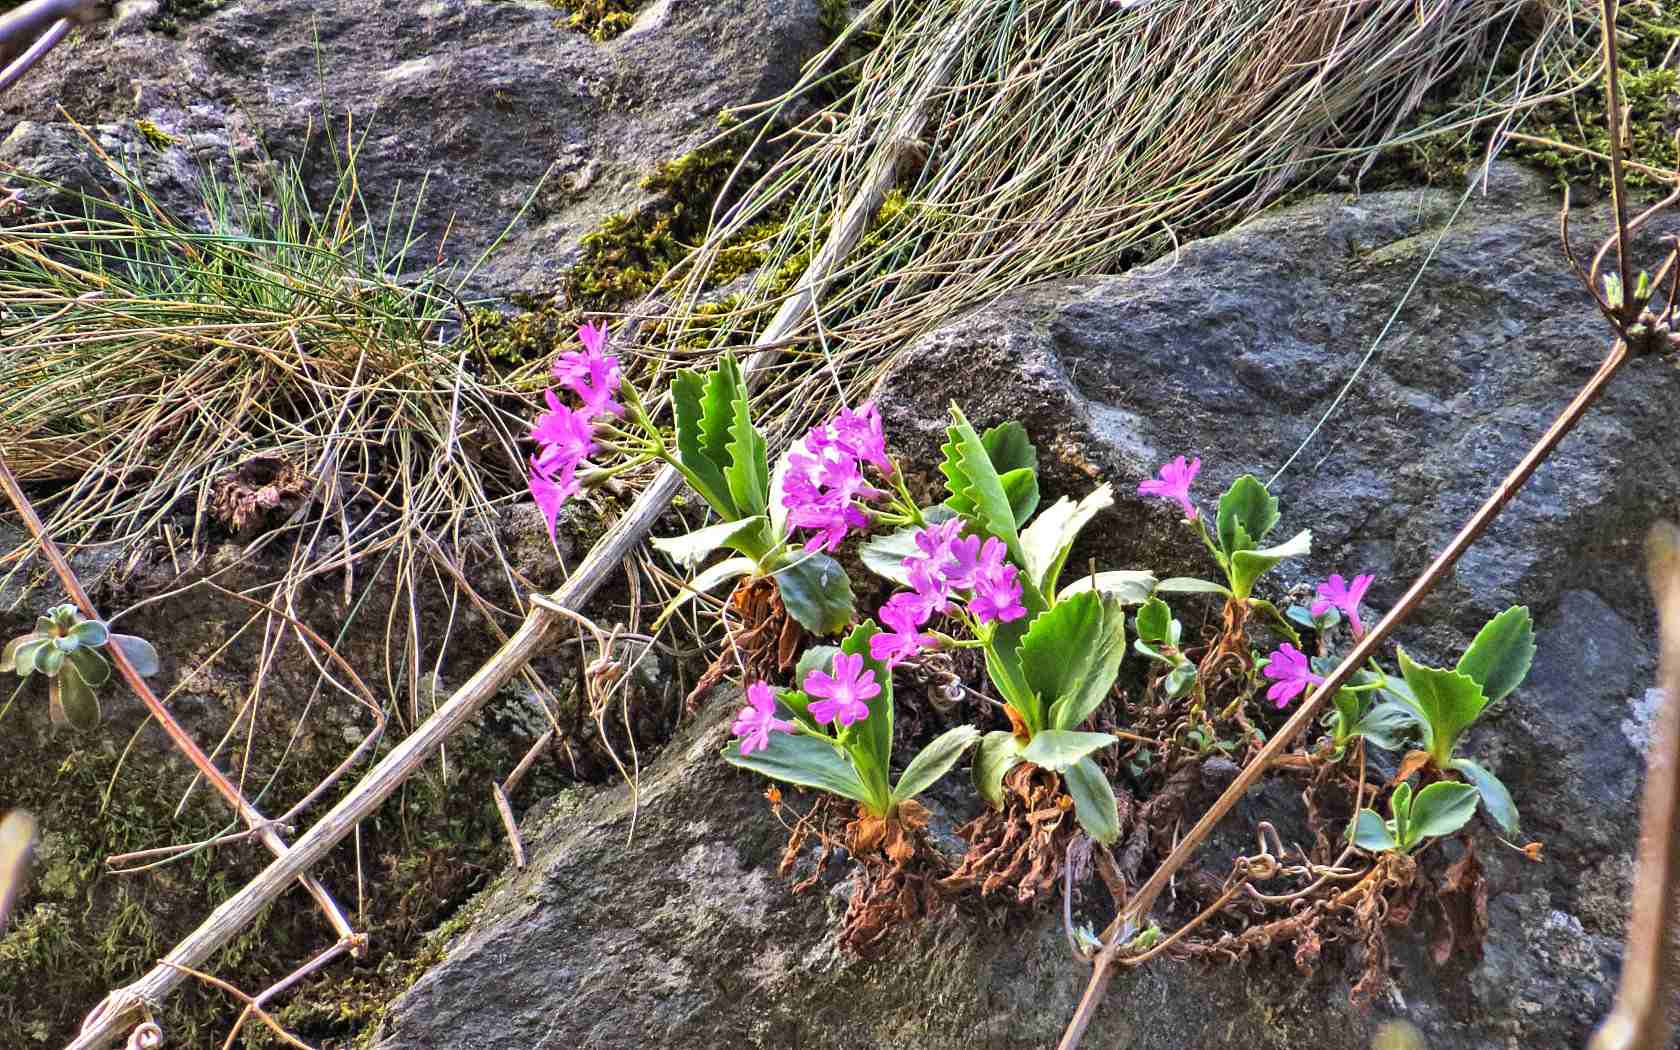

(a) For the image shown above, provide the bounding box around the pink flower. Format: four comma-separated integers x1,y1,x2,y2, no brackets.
968,537,1026,624
531,391,596,462
577,320,608,356
869,592,938,668
731,681,794,756
901,518,982,611
1138,455,1201,520
552,324,624,419
830,402,892,476
1262,643,1322,708
528,459,577,544
804,651,879,727
1311,573,1375,639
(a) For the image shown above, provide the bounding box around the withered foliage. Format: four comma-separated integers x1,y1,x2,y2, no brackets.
688,576,803,711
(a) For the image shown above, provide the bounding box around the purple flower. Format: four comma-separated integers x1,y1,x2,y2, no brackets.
1311,573,1375,639
1138,455,1201,520
968,538,1026,624
1261,643,1322,709
869,592,938,668
731,681,794,756
830,402,892,476
804,651,879,727
552,324,624,419
781,430,883,553
901,518,982,611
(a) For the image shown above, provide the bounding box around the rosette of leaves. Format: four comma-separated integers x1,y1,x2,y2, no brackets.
1353,779,1481,855
1346,606,1535,837
1,604,160,730
722,623,979,821
863,406,1149,843
1132,596,1196,699
650,352,854,635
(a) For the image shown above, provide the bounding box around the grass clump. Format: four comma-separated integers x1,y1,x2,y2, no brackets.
616,0,1593,445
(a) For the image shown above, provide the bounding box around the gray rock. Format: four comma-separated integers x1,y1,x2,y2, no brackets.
0,0,827,295
373,164,1680,1049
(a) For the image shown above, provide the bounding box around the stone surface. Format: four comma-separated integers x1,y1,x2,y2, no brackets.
0,0,826,295
372,163,1680,1049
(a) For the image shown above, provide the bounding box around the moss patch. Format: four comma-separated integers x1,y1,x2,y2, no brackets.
547,0,643,43
1367,6,1679,191
0,679,554,1046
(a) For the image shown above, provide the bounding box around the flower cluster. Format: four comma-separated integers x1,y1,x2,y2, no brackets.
868,518,1025,669
731,654,881,754
1261,572,1377,708
529,323,622,542
782,403,891,552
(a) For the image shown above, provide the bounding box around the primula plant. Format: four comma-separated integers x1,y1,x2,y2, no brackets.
721,625,979,851
1,604,160,730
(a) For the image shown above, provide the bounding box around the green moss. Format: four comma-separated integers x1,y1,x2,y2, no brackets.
135,120,177,152
1368,6,1679,191
547,0,643,43
0,680,546,1046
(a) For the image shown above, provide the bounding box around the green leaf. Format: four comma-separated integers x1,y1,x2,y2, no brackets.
1396,648,1487,766
773,554,855,636
701,354,745,474
1216,475,1280,555
1164,661,1197,699
893,725,982,802
671,370,737,518
1153,577,1233,597
1455,606,1535,705
37,646,65,677
1134,596,1172,646
941,405,1027,566
49,663,101,731
973,731,1023,808
1389,781,1414,845
108,634,161,677
837,623,894,813
1353,701,1417,751
0,633,43,674
1352,808,1399,852
1404,781,1481,845
1228,529,1312,600
67,647,111,688
795,645,840,685
1064,756,1121,844
1020,729,1118,772
723,392,769,518
1020,484,1114,595
1450,757,1520,836
998,468,1041,528
1018,591,1127,731
651,516,769,570
981,421,1038,476
652,556,756,630
1058,570,1158,605
767,450,793,538
723,732,873,807
70,620,109,648
11,637,50,678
